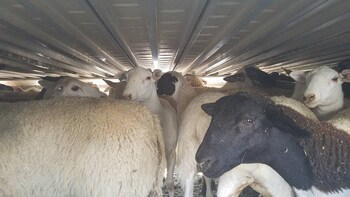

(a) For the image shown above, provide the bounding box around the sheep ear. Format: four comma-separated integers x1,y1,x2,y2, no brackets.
265,104,310,137
153,69,163,80
290,70,306,83
281,67,292,75
201,79,207,85
223,73,246,82
201,103,216,116
38,80,54,88
340,69,350,82
103,79,117,87
115,72,126,81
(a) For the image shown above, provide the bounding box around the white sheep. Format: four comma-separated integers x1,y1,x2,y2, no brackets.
176,92,226,197
290,66,350,120
0,90,40,102
0,97,165,196
38,76,107,99
122,67,178,197
184,75,207,87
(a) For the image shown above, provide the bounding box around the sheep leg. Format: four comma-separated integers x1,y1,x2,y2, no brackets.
183,174,195,197
204,176,213,197
217,170,255,197
165,149,176,197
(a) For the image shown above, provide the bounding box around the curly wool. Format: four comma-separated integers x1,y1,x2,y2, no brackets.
0,97,165,197
270,98,350,193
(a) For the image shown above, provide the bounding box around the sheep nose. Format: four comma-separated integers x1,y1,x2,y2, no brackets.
197,159,212,173
303,94,315,103
123,94,132,100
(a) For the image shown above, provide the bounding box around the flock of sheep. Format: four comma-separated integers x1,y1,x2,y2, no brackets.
0,64,349,197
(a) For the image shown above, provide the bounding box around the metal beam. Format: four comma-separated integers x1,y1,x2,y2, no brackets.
180,0,272,74
0,29,106,77
0,40,94,77
170,0,210,70
142,0,158,68
172,0,219,71
18,0,128,72
85,0,141,68
202,0,345,75
0,7,115,76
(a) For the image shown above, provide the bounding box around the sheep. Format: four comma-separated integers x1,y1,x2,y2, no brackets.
157,71,295,197
38,76,107,99
0,97,166,196
0,83,14,91
176,92,226,197
102,79,126,99
214,95,317,197
184,75,207,87
157,71,197,117
177,92,303,197
196,91,350,197
122,67,178,197
0,90,40,102
217,164,294,197
290,66,350,120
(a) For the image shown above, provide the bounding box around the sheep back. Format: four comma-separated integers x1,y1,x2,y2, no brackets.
0,97,165,197
176,92,226,187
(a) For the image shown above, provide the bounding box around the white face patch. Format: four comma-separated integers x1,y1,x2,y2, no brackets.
122,67,156,102
303,66,342,108
41,77,106,99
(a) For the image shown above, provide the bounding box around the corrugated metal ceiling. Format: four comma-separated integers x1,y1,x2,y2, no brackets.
0,0,350,80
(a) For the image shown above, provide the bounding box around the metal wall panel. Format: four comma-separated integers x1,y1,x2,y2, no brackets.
0,0,349,80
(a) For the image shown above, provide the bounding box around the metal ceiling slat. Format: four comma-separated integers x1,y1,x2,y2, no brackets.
258,32,350,70
171,0,219,71
85,0,141,68
0,56,51,74
170,0,209,70
198,0,336,75
196,0,316,75
220,12,350,74
0,28,106,77
263,44,350,72
0,8,114,76
142,0,158,68
0,41,93,77
18,0,127,73
205,1,348,75
181,0,272,74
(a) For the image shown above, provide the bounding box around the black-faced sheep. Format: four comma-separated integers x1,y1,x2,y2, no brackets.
0,97,166,196
196,92,350,197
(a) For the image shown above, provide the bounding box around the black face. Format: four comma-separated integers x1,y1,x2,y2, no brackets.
195,93,272,178
245,67,275,87
195,92,309,178
156,73,178,96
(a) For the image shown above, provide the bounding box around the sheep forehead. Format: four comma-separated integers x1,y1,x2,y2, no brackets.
308,66,338,80
126,67,152,80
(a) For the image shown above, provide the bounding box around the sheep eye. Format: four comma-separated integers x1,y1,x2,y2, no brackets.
146,76,151,80
56,86,63,91
71,85,80,91
242,119,254,125
332,77,338,82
